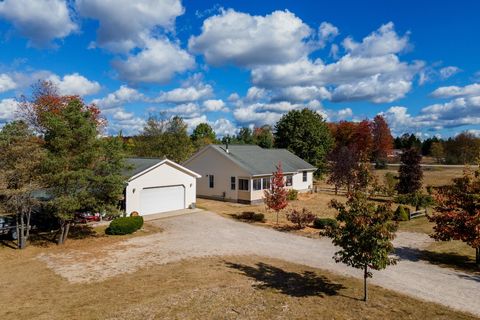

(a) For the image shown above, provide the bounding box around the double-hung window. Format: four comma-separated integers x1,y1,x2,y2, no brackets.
239,179,249,191
302,171,307,182
209,175,214,188
253,178,262,191
285,175,293,186
230,177,236,190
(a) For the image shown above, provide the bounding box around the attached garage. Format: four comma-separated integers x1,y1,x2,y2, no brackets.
124,158,201,217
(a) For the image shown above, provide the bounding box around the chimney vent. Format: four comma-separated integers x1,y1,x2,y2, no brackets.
225,137,230,153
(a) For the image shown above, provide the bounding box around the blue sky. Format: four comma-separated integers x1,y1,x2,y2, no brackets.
0,0,479,138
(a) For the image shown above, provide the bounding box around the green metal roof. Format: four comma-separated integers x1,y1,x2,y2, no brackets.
210,145,316,176
124,157,163,178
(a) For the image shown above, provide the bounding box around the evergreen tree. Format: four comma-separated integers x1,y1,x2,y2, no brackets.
191,123,217,150
397,148,423,194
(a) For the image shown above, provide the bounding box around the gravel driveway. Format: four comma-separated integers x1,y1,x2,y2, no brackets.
39,211,480,316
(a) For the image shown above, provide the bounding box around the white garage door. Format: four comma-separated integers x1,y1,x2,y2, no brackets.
139,185,185,215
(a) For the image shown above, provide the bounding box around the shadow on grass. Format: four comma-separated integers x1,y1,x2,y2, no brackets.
225,261,345,298
395,246,480,277
68,224,99,240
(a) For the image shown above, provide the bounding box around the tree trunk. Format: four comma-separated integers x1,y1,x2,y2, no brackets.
476,248,479,268
363,264,368,302
62,222,70,244
19,213,26,249
16,214,21,249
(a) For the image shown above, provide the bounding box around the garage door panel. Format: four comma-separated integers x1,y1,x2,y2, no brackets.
140,185,185,215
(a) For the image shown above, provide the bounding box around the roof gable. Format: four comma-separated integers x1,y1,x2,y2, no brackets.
126,158,201,182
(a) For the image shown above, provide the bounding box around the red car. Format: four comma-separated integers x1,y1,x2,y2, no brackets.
74,212,101,224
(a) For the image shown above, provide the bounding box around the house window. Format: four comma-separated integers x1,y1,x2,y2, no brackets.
239,179,249,191
286,175,293,186
209,175,214,188
262,177,271,190
230,177,236,190
253,178,262,191
303,171,307,182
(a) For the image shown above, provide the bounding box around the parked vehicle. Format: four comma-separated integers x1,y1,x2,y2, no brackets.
0,215,17,240
73,212,101,224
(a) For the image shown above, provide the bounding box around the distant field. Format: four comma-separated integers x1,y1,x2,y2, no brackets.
375,165,466,188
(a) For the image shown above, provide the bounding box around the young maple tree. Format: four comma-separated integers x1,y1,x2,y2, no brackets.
371,115,394,166
264,161,288,224
428,167,480,267
326,192,398,302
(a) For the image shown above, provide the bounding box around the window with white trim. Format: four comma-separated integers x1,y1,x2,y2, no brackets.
239,179,249,191
286,175,293,186
253,178,262,191
209,175,214,188
262,177,271,190
230,177,236,190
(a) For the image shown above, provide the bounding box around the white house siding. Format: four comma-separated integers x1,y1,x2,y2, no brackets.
184,147,250,202
126,162,197,216
292,171,314,192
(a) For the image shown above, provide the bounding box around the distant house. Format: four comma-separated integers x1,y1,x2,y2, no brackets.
183,145,316,204
124,158,201,216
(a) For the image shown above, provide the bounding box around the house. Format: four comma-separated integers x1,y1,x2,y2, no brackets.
124,158,201,216
183,145,316,204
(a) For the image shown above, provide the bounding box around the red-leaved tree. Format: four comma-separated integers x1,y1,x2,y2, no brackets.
371,115,393,165
428,167,480,267
264,161,288,224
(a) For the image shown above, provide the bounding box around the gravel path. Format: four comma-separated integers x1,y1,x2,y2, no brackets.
39,211,480,316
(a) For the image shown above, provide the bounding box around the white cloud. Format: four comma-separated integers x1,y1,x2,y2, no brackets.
318,22,339,47
421,96,480,121
0,0,77,47
331,73,412,103
92,85,144,110
47,73,101,96
228,93,240,102
329,43,339,59
112,37,195,84
155,84,213,103
76,0,184,52
342,22,409,57
0,98,19,121
165,102,201,118
439,66,461,80
274,85,331,102
245,87,267,102
189,9,312,66
0,74,17,93
431,83,480,99
203,99,228,112
212,118,237,136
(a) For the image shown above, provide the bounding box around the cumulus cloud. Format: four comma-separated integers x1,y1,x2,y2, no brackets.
165,102,201,118
0,74,17,93
342,22,409,57
273,86,331,102
155,83,213,103
430,83,480,99
203,99,228,112
47,73,101,96
0,98,19,122
92,85,144,110
112,37,195,84
0,0,77,47
189,9,312,66
318,22,339,47
76,0,184,52
421,96,480,122
245,87,267,102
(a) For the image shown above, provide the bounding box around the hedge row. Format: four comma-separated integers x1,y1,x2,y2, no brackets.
106,216,144,235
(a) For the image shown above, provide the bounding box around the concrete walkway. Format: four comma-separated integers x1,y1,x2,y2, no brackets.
39,211,480,317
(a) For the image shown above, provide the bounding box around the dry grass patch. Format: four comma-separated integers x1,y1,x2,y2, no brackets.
0,253,477,320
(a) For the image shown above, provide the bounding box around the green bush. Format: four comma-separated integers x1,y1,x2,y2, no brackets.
394,205,410,221
106,216,144,235
287,189,298,201
313,217,338,229
236,211,265,222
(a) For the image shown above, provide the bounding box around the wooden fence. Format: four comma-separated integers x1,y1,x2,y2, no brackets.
409,209,427,220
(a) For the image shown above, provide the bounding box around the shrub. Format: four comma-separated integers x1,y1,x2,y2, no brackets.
287,189,298,201
236,211,265,222
286,208,316,229
383,172,397,197
106,216,144,235
394,205,410,221
313,217,338,229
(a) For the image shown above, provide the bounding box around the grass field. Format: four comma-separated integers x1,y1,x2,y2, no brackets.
0,233,477,320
